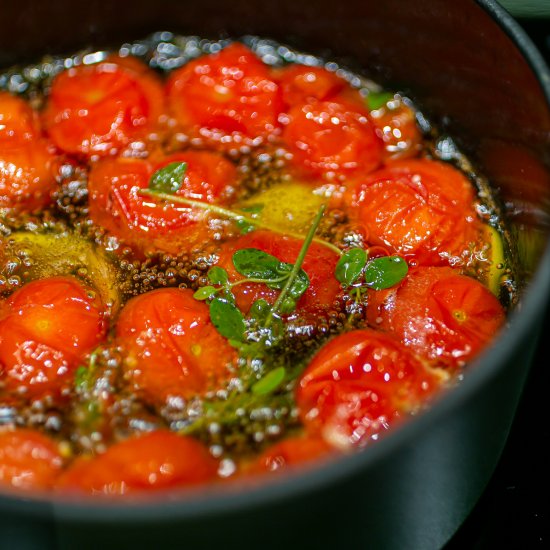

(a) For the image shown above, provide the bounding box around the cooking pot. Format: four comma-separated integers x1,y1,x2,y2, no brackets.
0,1,549,549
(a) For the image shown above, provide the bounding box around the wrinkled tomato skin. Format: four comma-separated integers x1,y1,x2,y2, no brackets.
296,329,441,448
281,98,382,181
250,435,333,474
57,431,217,495
0,277,106,401
166,43,282,149
367,267,505,369
346,159,481,266
42,56,164,159
215,230,341,317
116,288,236,405
276,64,347,107
88,150,237,254
0,429,63,492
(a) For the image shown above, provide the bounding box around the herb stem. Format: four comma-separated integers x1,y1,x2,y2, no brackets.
230,275,289,288
139,189,342,256
265,204,326,327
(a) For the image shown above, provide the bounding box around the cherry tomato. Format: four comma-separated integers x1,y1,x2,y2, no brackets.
0,140,59,211
250,435,333,474
367,267,505,369
0,429,63,491
276,64,347,107
116,288,236,405
0,92,39,143
42,56,164,158
0,277,106,400
57,430,217,495
282,98,382,181
166,43,282,149
88,150,237,254
296,329,442,448
346,159,481,266
369,97,422,161
214,230,341,317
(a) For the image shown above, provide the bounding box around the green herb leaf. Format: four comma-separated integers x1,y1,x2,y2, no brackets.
74,366,88,390
287,270,309,300
252,367,286,395
364,256,408,290
248,299,271,323
232,249,282,279
193,286,218,300
207,266,229,285
209,298,246,341
336,248,367,286
239,204,264,215
278,296,297,315
366,91,394,111
149,162,188,194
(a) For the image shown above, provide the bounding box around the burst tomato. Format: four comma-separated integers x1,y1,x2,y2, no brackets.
0,429,63,491
0,277,106,400
88,150,237,254
251,435,333,474
346,159,481,266
296,329,442,448
281,98,382,181
57,430,217,495
166,43,282,149
214,230,341,317
367,267,505,369
116,288,236,405
42,56,164,158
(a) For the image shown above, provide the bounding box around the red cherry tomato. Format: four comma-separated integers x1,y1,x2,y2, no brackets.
346,159,481,266
367,267,505,369
296,329,442,448
214,230,341,317
42,56,164,158
0,277,106,400
0,429,63,492
166,43,282,149
276,64,346,106
57,430,217,495
369,98,422,161
282,98,382,181
0,92,39,143
116,288,236,405
88,150,237,254
251,435,334,474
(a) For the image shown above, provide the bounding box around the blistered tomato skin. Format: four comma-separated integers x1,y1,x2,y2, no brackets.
367,267,505,369
166,43,282,149
215,230,341,317
0,277,106,400
57,431,217,495
42,56,164,159
281,98,382,181
251,435,333,474
296,329,442,448
116,288,236,405
347,159,481,266
88,151,237,253
0,429,63,491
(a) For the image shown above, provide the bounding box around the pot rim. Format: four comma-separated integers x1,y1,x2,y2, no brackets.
1,0,550,522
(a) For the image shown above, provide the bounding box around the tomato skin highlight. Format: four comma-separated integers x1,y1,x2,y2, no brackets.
367,267,505,369
57,430,217,495
88,150,237,254
0,277,106,400
0,429,63,491
116,288,236,405
296,329,441,448
282,98,382,181
346,159,481,266
215,230,341,317
42,56,164,158
167,43,282,149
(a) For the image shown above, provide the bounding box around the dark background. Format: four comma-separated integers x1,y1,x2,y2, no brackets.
445,22,550,550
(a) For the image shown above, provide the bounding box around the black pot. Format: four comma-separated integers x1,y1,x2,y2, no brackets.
1,1,549,549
